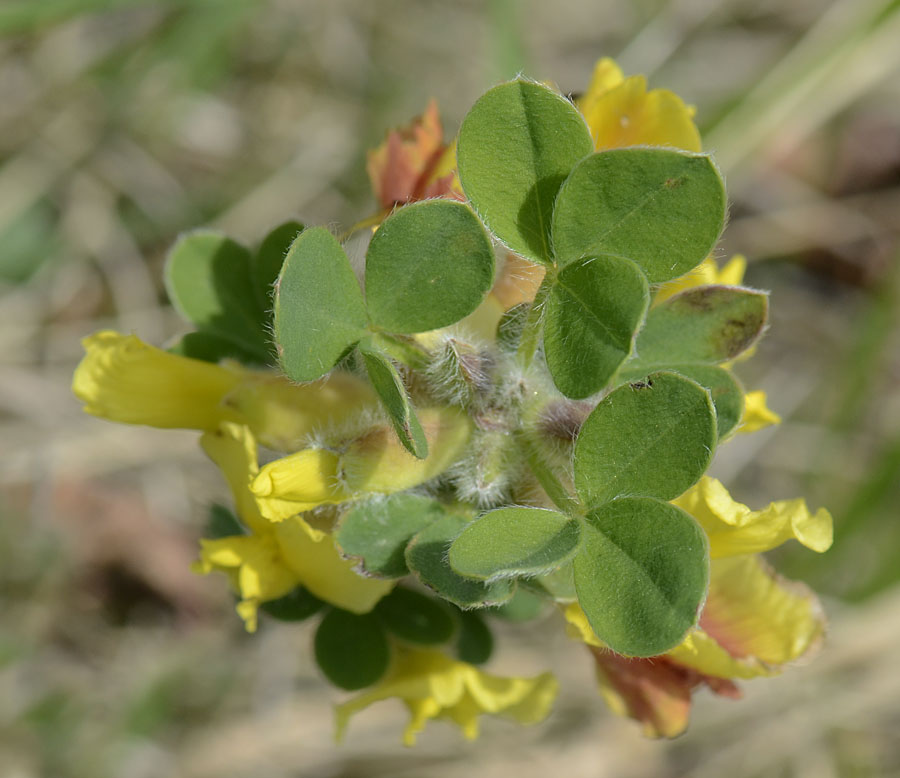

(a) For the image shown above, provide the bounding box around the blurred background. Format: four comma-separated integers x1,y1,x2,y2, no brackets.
1,0,899,775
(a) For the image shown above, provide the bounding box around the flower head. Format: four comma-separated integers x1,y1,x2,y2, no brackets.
564,477,831,736
194,423,393,631
335,648,558,745
73,331,378,450
577,57,702,152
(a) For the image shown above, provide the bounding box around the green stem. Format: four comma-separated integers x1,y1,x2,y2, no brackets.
367,332,430,370
516,271,554,369
516,429,580,515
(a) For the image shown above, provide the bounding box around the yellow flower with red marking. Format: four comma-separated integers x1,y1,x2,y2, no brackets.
565,479,832,737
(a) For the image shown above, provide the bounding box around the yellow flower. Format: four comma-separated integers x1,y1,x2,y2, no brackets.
73,331,244,431
564,477,830,735
335,648,558,745
653,255,747,306
194,422,392,630
675,555,825,675
73,331,378,450
195,534,298,633
577,57,702,153
251,407,472,521
672,476,833,559
564,550,826,736
738,390,782,433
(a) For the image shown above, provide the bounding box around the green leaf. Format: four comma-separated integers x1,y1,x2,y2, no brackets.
551,148,726,282
164,231,269,359
574,371,717,508
273,227,368,382
252,220,304,310
617,363,745,440
260,586,323,622
359,345,428,458
336,494,447,578
543,255,650,399
405,512,515,609
573,496,709,657
314,609,390,691
375,587,455,645
168,331,267,366
365,200,495,333
448,507,581,581
457,79,593,265
205,503,244,539
671,364,745,440
494,588,545,622
455,610,494,665
529,562,577,602
633,286,768,367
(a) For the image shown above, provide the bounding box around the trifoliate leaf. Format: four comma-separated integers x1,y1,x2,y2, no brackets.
455,609,494,665
457,79,593,265
551,148,726,282
543,255,650,399
494,588,545,622
165,231,270,360
260,586,323,622
168,331,267,366
359,345,428,458
205,503,245,539
574,371,717,508
314,609,390,691
365,199,495,333
405,513,515,609
632,286,768,368
448,507,581,582
529,561,577,602
375,587,455,645
273,227,368,382
573,496,709,657
252,220,304,310
336,494,447,579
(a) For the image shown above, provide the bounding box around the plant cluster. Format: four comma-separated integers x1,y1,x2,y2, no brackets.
73,59,832,743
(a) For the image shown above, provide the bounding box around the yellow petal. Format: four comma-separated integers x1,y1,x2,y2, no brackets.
718,254,748,286
273,518,393,613
562,601,604,648
202,422,325,537
576,58,625,116
250,448,350,506
342,407,472,494
653,255,747,306
335,648,557,745
698,555,826,667
195,535,298,632
580,74,701,153
224,371,378,452
673,476,833,557
200,423,270,536
464,665,559,724
738,390,782,434
73,331,242,430
666,628,776,681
